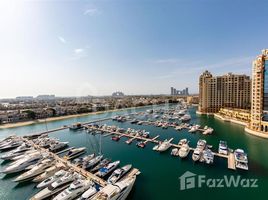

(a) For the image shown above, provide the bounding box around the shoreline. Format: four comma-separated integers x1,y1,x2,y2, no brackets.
0,104,161,129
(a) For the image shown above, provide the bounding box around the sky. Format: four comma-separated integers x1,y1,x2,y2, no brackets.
0,0,268,98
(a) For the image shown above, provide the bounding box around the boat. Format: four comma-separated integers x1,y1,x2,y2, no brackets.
178,143,190,158
0,140,23,151
197,139,207,150
1,152,42,174
73,154,95,167
63,147,86,160
52,179,92,200
203,127,214,135
95,161,120,177
111,136,120,141
83,155,103,170
33,163,66,182
171,148,179,156
136,141,146,148
36,170,68,189
203,149,214,164
0,144,32,160
107,164,132,184
91,158,111,173
178,139,187,146
14,158,55,182
77,184,100,200
192,148,201,162
234,149,248,170
188,125,198,133
90,175,136,200
218,140,228,155
130,119,139,124
180,114,191,122
142,131,150,138
49,142,69,152
69,123,82,130
153,138,173,152
31,172,77,200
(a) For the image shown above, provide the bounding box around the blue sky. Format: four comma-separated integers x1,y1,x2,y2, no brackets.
0,0,267,98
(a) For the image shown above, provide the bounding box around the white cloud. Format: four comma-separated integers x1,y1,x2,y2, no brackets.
74,48,84,54
58,36,66,44
83,8,101,16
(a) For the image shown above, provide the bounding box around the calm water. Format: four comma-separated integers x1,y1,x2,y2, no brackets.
0,104,268,200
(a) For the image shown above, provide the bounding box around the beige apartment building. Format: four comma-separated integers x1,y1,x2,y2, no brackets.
245,49,268,137
198,71,251,114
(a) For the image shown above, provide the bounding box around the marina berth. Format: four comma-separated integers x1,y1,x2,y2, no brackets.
107,164,132,184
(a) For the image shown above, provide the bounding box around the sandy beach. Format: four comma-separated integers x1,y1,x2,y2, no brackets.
0,105,155,129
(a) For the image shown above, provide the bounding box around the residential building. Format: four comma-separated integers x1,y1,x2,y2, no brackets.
246,49,268,137
198,71,251,114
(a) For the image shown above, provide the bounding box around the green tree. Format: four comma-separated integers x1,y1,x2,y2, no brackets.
23,110,36,120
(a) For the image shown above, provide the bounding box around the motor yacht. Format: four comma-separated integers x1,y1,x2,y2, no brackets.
95,161,120,178
178,143,190,158
14,158,55,182
31,172,78,200
52,179,92,200
49,142,69,152
180,114,191,122
0,144,32,160
170,148,179,156
10,149,38,161
203,127,214,135
83,155,103,170
63,147,86,160
73,154,95,167
197,139,207,150
91,175,136,200
33,163,66,182
1,152,42,174
203,149,214,164
107,164,132,184
192,148,201,162
178,139,188,146
218,141,228,155
91,158,111,173
234,149,248,170
36,170,68,189
0,140,24,151
77,184,100,200
153,138,173,152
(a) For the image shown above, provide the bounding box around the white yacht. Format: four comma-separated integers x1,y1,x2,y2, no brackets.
178,139,187,146
33,163,66,182
234,149,248,170
49,142,69,152
73,154,95,167
91,175,136,200
77,185,99,200
1,152,42,174
153,138,173,152
0,140,23,151
36,170,68,189
95,161,120,178
52,179,92,200
197,139,207,150
188,125,200,133
31,172,77,200
178,143,190,158
203,149,214,164
218,141,228,155
107,164,132,184
203,127,214,135
91,158,111,173
0,144,32,160
83,155,103,170
14,158,55,182
180,114,191,122
63,147,86,160
192,148,201,162
170,148,179,156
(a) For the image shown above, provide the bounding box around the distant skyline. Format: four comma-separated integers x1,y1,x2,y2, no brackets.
0,0,267,98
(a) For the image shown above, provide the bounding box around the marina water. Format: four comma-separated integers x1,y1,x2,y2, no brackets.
0,104,268,200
